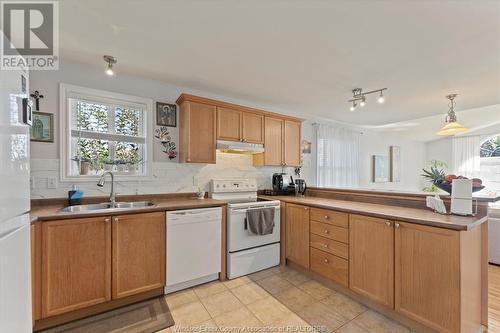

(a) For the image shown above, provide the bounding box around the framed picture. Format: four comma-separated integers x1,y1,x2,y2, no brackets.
302,140,312,154
390,146,401,182
156,102,177,127
30,112,54,142
373,155,390,182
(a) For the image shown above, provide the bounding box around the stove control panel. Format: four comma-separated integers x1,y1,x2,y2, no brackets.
210,179,257,193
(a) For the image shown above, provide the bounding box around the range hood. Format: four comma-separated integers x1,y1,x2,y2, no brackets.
216,140,264,154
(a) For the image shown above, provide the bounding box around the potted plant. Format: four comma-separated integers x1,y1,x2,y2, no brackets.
72,156,92,175
422,160,485,193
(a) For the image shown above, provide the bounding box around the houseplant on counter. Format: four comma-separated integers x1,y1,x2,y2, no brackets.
421,160,484,193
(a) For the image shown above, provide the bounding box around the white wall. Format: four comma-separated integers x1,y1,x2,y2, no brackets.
29,61,307,198
29,61,426,198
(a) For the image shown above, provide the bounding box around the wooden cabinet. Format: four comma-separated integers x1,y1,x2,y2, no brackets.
285,203,310,268
41,216,111,317
179,101,217,163
264,117,284,166
349,214,394,308
242,112,264,143
217,107,264,143
217,107,242,142
395,222,461,333
112,212,166,299
283,120,301,166
263,117,301,167
310,248,349,287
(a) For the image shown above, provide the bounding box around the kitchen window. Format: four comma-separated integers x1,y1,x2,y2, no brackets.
60,83,153,181
480,134,500,192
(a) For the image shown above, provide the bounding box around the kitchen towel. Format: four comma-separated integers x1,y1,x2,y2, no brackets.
246,207,275,235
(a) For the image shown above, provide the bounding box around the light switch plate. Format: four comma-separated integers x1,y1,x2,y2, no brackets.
47,177,57,189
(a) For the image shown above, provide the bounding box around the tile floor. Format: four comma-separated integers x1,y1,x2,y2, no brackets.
159,266,411,333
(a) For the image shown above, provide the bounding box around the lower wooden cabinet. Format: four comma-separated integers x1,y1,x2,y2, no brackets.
349,214,394,308
39,212,166,319
41,216,112,317
285,203,310,268
310,247,348,287
395,222,461,333
112,212,165,299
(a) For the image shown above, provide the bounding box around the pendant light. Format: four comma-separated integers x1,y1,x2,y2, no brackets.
437,94,468,136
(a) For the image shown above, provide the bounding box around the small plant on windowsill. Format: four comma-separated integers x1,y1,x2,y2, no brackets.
71,156,92,175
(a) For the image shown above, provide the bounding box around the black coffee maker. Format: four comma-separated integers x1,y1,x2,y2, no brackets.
272,173,296,195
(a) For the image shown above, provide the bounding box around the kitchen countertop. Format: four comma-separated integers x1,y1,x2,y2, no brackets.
259,195,488,231
30,197,227,222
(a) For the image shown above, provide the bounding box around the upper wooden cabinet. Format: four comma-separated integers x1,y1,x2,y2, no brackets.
283,120,301,166
263,117,302,167
349,214,394,308
41,216,112,317
177,94,302,165
217,107,264,144
112,212,166,299
264,117,284,166
242,112,264,143
178,101,217,164
285,203,310,268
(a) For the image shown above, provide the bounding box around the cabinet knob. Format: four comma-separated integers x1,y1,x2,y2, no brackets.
324,258,329,264
324,215,329,219
395,223,400,228
385,221,391,226
114,217,119,222
323,244,328,248
304,207,309,211
324,229,329,234
104,218,110,223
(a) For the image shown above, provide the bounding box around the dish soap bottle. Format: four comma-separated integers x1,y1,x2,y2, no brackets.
68,185,83,206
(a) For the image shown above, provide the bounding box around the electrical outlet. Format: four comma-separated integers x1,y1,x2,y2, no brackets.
47,177,57,189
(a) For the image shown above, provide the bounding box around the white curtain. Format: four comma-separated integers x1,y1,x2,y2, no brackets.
316,124,360,187
452,136,480,178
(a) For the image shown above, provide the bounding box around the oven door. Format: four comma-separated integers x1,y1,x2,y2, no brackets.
228,205,280,253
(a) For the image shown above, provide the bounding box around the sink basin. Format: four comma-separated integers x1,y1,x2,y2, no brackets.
60,201,155,213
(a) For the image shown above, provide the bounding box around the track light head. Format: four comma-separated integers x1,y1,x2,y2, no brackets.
359,96,366,107
377,91,385,104
103,55,117,76
349,101,356,112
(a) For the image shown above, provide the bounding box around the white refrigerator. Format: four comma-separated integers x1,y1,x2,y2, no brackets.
0,33,33,332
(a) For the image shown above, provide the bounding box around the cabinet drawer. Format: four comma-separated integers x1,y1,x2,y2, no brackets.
310,208,348,228
310,234,348,259
311,221,349,244
310,248,348,287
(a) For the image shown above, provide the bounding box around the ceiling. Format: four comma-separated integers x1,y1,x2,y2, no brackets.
58,0,500,128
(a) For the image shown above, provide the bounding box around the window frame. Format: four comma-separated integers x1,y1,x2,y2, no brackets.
60,83,153,182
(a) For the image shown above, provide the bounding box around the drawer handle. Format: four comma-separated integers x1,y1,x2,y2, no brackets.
324,258,329,264
324,229,329,234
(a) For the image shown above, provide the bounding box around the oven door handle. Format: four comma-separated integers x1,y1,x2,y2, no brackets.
230,206,279,213
244,217,248,230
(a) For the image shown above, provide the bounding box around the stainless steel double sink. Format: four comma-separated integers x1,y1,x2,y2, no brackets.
60,201,155,213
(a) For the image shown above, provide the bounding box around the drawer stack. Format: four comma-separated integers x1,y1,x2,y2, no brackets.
309,208,349,287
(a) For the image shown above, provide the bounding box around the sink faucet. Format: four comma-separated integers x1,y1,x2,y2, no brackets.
97,171,116,206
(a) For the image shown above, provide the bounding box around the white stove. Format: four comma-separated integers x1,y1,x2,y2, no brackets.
210,179,281,279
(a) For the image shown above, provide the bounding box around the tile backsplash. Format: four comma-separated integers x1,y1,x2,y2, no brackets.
30,152,302,199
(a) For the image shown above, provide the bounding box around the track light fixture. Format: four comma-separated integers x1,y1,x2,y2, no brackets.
103,55,117,76
347,87,387,111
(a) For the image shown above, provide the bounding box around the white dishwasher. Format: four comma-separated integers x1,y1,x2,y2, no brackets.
165,207,222,293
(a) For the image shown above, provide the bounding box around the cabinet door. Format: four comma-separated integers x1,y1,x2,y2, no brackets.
283,120,301,166
395,222,460,333
217,107,242,142
112,212,166,299
42,217,111,317
285,204,310,268
185,101,217,163
264,117,283,166
349,214,394,308
242,112,264,144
